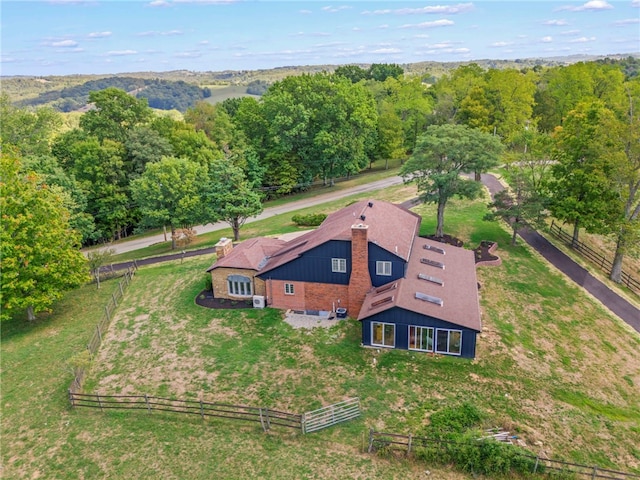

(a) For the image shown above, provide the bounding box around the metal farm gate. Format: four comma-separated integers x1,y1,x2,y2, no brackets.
302,397,360,434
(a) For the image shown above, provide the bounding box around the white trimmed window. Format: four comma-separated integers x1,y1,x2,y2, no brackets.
227,275,252,297
409,326,434,352
331,258,347,273
376,261,392,276
371,322,395,348
435,329,462,355
284,283,295,295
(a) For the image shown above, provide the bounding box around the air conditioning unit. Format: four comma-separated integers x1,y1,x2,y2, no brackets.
252,295,265,308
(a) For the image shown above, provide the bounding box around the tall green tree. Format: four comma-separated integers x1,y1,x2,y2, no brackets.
0,154,88,321
71,138,131,241
80,87,152,143
260,73,378,188
600,82,640,282
485,170,547,246
547,101,620,245
0,94,62,158
131,157,209,249
401,124,503,237
207,158,263,241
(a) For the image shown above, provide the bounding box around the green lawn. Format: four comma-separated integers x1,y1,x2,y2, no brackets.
3,192,640,479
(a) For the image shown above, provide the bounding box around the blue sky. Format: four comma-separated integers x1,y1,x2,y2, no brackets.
2,1,639,76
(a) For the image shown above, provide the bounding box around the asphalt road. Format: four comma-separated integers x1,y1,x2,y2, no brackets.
97,175,404,255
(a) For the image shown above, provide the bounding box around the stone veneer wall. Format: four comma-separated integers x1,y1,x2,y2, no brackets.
211,267,266,300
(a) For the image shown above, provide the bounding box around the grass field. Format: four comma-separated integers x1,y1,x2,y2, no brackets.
2,192,640,479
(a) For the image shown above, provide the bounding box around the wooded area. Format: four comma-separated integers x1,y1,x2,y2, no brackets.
1,57,639,321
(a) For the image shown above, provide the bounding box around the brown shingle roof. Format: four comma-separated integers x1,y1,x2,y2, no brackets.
206,237,287,272
259,199,421,274
358,237,482,332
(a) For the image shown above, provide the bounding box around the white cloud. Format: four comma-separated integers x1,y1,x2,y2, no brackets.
365,3,473,15
543,19,568,26
107,50,137,56
557,1,613,11
632,0,640,7
560,29,582,35
299,9,312,14
199,40,210,45
371,47,402,54
377,24,389,29
57,47,84,53
569,36,596,42
541,36,553,43
172,0,239,4
1,55,17,63
394,3,474,15
147,0,171,6
613,18,640,25
174,51,202,58
51,39,78,47
137,30,183,36
88,31,112,38
401,19,455,29
490,41,514,47
321,5,352,13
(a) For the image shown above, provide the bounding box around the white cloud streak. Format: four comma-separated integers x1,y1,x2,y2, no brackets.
401,19,455,29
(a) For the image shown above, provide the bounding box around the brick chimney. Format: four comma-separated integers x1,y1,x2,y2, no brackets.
348,223,372,316
214,238,233,259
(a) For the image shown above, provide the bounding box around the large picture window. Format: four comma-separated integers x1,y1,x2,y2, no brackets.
331,258,347,273
227,274,252,297
409,326,434,352
435,328,462,355
371,322,395,347
376,261,392,276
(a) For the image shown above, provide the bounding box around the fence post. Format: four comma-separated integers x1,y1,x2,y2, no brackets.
259,408,266,432
112,292,117,307
97,393,103,412
592,466,598,479
407,434,412,456
105,305,110,322
200,399,204,421
533,456,539,473
264,408,271,431
367,428,375,453
301,413,305,434
96,324,102,343
144,394,151,413
68,389,74,407
119,281,124,297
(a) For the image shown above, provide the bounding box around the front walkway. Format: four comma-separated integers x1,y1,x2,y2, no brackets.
284,310,342,329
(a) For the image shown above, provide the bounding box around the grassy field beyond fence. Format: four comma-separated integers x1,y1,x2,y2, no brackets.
2,194,640,479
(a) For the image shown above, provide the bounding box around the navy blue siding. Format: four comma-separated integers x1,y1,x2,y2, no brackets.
361,307,477,358
258,240,351,284
368,243,406,287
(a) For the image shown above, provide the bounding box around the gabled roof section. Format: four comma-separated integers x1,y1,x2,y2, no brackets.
359,237,481,332
259,199,421,274
206,237,287,272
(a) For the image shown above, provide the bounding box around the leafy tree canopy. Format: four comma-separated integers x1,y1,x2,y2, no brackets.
0,154,88,321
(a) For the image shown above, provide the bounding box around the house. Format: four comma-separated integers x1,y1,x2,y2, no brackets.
206,199,481,358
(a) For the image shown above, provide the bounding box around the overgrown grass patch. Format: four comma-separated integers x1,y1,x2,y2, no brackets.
3,194,640,478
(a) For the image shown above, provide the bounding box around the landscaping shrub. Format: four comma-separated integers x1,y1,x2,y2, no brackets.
291,213,327,227
427,402,483,436
414,403,541,476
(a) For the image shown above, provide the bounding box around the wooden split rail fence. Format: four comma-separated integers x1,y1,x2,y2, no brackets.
68,391,360,435
69,266,137,394
69,392,302,432
368,430,640,480
549,221,640,295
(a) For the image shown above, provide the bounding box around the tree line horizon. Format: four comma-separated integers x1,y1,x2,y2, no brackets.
1,59,638,321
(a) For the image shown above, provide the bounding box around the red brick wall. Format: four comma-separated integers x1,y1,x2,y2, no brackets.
267,279,306,310
348,224,372,316
304,283,349,312
266,280,349,313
